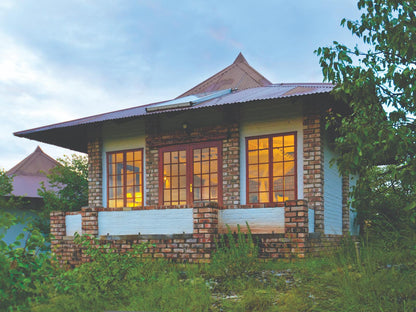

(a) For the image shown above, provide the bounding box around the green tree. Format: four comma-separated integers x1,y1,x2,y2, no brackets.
316,0,416,227
0,169,25,211
353,165,416,238
38,154,88,213
0,170,13,198
36,154,88,235
0,170,54,311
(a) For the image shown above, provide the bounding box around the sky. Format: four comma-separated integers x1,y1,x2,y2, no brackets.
0,0,362,170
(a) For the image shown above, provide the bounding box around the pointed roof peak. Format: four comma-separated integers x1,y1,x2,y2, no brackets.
7,146,59,176
233,52,248,64
178,53,272,97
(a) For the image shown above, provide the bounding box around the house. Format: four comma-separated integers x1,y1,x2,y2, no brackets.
1,146,59,245
15,53,358,265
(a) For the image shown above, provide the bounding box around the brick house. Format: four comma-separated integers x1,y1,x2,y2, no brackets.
15,53,358,265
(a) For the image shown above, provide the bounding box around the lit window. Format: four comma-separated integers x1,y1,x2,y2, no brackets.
247,133,296,204
107,149,143,208
160,142,222,206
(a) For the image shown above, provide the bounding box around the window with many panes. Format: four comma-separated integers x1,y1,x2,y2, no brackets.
159,142,222,206
107,149,143,208
246,133,296,205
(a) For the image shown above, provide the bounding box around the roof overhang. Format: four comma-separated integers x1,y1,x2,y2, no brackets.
14,84,336,153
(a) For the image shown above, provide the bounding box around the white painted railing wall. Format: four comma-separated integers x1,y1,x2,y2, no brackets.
97,208,193,236
219,207,285,234
65,214,82,236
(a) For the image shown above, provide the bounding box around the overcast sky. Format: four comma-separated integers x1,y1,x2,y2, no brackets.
0,0,361,170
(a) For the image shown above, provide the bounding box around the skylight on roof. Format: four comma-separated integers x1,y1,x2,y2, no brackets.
146,88,233,112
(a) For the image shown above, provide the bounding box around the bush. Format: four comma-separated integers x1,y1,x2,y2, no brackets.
0,211,54,311
32,234,212,311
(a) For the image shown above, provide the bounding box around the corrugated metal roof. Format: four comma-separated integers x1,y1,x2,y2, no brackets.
14,83,334,138
14,53,335,153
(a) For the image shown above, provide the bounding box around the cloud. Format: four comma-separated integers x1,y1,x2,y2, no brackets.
0,0,362,170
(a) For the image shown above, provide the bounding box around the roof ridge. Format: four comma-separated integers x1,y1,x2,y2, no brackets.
233,52,248,64
7,146,39,174
176,60,237,99
235,62,270,88
7,146,59,176
177,53,272,98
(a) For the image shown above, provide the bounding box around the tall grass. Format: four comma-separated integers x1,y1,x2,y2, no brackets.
31,234,212,312
2,227,414,311
208,224,258,280
277,235,416,311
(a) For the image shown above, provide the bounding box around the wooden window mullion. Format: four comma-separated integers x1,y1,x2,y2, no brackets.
123,153,126,207
187,146,192,206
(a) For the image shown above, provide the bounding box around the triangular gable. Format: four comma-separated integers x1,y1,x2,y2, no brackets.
7,146,58,176
178,52,272,97
7,146,60,198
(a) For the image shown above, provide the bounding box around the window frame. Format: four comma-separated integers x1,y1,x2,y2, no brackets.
245,132,297,206
106,148,144,208
158,141,223,206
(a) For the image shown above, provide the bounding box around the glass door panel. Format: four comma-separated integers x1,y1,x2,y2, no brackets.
162,149,187,205
193,146,219,203
160,142,221,206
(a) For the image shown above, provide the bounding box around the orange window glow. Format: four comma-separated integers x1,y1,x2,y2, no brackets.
247,133,296,204
107,149,143,208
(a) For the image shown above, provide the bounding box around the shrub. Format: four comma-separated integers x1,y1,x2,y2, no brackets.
0,211,54,311
32,234,212,311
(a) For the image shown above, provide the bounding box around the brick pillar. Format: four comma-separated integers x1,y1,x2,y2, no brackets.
50,211,66,258
81,208,98,236
222,123,240,206
342,174,350,235
303,115,324,234
87,139,102,208
50,211,66,241
193,204,218,262
145,145,159,206
285,200,308,258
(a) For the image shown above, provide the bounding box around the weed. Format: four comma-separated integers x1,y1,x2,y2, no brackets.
209,224,258,278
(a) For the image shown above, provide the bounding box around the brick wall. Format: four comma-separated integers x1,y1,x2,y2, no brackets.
303,115,324,234
307,234,345,256
145,123,239,206
51,203,220,267
51,201,314,267
87,139,102,208
254,200,309,258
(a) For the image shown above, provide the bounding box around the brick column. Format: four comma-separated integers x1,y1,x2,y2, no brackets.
342,174,350,235
145,145,159,206
222,123,240,206
81,208,98,236
50,211,66,261
285,200,308,258
50,211,66,243
192,204,218,262
303,115,324,234
87,139,102,208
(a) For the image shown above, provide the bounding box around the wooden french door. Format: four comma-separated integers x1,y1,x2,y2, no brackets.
159,141,222,206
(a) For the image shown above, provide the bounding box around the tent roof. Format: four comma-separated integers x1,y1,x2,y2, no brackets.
7,146,59,198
